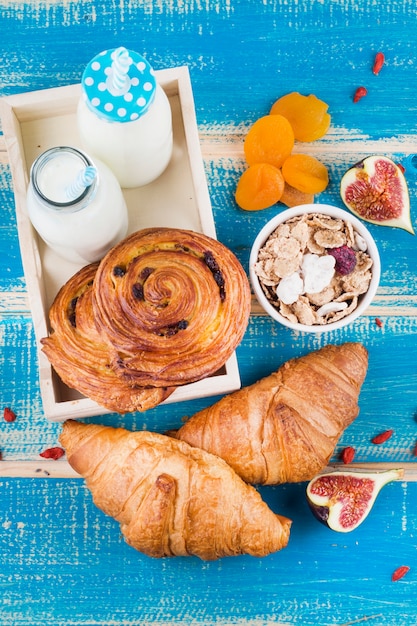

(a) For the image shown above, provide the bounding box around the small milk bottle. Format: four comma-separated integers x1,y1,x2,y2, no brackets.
26,146,129,265
77,46,173,188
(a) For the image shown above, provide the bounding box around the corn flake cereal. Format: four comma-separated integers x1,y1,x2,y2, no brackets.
253,212,373,325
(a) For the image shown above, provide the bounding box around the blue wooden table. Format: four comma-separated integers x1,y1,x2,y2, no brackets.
1,1,417,624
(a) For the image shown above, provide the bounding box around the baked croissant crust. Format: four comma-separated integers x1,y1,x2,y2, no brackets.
60,420,291,560
91,227,251,387
41,263,174,413
172,343,369,485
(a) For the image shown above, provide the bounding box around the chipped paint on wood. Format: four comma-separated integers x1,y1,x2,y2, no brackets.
1,0,417,623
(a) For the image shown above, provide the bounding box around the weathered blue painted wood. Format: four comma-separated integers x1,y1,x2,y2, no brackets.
1,1,417,137
0,477,416,626
1,313,417,463
1,0,417,624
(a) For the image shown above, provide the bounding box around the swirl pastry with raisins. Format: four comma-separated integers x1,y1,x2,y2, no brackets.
41,263,175,413
41,228,251,413
92,228,251,388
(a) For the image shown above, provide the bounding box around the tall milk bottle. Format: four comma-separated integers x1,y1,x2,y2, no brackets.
77,46,173,188
26,146,128,265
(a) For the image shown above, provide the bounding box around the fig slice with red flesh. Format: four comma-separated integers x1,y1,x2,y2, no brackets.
306,468,404,532
340,155,414,234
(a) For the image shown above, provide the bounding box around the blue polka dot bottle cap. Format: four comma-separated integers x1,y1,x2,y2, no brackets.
81,47,157,123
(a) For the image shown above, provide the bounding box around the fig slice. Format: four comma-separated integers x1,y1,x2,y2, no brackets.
306,468,404,533
340,155,414,234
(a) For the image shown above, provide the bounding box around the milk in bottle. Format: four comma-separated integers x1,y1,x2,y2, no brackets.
77,46,173,188
26,146,128,264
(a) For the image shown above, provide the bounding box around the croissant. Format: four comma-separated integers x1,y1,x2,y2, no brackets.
60,420,291,560
171,343,368,485
92,227,251,388
41,263,174,413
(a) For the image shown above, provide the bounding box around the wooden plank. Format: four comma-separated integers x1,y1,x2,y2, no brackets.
0,459,416,480
2,290,417,319
0,460,80,478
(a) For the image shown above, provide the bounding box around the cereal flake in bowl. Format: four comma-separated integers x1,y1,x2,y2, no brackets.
249,204,381,332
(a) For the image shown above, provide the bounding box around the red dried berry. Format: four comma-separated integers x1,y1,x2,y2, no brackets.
375,317,383,328
341,446,355,464
371,429,394,445
39,447,65,460
353,86,368,103
392,566,410,582
3,407,16,422
328,246,357,275
373,52,385,76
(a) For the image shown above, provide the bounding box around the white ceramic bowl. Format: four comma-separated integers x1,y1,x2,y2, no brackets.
249,203,381,333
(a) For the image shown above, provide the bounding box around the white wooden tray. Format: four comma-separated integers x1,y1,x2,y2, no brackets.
0,66,242,421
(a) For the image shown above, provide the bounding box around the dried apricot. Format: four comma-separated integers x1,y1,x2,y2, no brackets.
244,115,294,169
280,182,314,207
270,92,331,142
282,154,329,194
235,163,285,211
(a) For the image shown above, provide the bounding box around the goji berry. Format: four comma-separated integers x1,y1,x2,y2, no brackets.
371,429,394,444
375,317,383,328
341,446,356,464
3,407,16,422
373,52,385,75
392,565,410,582
39,447,65,460
353,87,368,103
